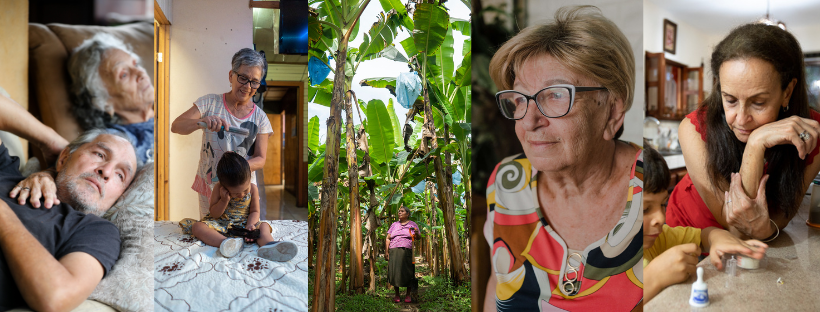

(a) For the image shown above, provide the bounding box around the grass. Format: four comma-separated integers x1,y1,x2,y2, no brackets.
310,259,471,312
336,274,471,311
417,276,471,312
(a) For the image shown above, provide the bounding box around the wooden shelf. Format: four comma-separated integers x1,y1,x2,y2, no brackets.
645,52,703,121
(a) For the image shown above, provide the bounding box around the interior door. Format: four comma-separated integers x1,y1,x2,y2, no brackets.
264,113,283,185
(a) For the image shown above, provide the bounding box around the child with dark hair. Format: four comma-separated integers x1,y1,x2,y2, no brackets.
643,140,768,302
180,152,297,262
643,140,767,301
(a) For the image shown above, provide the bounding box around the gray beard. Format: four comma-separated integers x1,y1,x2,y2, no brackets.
56,170,106,217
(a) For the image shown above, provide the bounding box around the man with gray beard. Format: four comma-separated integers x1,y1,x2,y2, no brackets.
0,129,138,311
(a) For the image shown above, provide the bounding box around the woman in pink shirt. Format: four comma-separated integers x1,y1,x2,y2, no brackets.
385,206,420,303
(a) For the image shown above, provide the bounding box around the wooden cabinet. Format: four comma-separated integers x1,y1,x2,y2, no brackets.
646,52,704,120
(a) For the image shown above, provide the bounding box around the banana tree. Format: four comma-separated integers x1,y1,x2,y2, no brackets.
360,2,471,285
309,0,371,310
309,0,416,305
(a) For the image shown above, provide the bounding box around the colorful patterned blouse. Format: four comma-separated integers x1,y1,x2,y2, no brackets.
484,144,644,311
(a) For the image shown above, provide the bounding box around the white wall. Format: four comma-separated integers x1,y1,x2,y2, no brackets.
525,0,644,145
788,25,820,53
168,0,254,221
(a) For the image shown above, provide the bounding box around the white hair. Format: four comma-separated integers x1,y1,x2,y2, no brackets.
231,48,267,74
67,33,141,129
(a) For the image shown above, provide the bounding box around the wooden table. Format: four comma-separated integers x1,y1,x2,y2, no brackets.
646,195,820,311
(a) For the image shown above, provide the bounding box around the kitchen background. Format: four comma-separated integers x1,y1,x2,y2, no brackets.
643,0,820,191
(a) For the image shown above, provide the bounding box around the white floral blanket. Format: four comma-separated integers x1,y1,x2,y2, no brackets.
153,220,308,311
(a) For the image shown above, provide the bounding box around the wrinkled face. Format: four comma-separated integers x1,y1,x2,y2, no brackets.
229,65,263,103
99,48,154,114
56,134,138,216
397,207,409,220
642,191,668,249
513,55,609,172
720,57,794,143
224,180,252,199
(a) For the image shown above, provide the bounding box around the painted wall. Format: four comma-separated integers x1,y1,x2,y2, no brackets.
787,25,820,53
168,0,253,221
524,0,644,145
0,0,29,160
0,0,29,107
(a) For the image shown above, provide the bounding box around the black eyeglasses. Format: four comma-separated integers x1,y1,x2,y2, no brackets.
234,72,261,89
495,84,607,119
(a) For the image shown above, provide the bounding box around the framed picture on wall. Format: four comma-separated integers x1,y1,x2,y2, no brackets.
663,19,677,54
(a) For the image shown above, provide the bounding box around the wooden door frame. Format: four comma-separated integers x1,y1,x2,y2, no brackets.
154,1,171,221
266,80,307,207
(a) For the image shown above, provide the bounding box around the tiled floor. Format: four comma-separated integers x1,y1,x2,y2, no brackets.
264,184,307,221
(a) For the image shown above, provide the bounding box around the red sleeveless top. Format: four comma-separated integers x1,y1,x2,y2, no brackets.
666,108,820,229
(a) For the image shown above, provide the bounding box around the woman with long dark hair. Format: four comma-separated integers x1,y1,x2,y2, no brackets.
666,23,820,241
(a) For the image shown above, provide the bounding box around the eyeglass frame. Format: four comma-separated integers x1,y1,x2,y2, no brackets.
495,84,607,119
233,71,262,89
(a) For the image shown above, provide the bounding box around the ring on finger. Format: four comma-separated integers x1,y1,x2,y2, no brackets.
21,187,30,191
800,131,810,142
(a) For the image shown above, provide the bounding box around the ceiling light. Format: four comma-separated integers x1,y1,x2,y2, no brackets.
757,0,786,30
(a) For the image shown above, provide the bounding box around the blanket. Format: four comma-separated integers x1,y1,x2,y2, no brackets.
153,220,308,311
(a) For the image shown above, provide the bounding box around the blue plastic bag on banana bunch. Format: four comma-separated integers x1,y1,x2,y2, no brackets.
396,72,422,109
308,56,332,86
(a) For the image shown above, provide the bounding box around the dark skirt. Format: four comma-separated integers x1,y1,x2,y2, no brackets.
388,247,415,287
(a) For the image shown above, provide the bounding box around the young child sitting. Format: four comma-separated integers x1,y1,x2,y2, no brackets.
180,152,297,262
643,141,767,302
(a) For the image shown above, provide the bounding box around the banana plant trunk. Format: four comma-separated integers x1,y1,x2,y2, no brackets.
344,92,365,294
420,77,467,285
312,43,347,312
357,124,378,294
367,188,378,293
339,209,348,293
429,182,440,276
308,211,317,269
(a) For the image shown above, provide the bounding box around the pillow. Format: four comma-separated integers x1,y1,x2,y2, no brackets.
89,162,154,312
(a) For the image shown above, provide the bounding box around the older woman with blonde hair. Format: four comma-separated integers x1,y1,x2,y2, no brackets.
483,6,643,311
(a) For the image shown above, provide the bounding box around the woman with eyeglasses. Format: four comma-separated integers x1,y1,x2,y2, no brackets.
483,6,643,311
171,48,272,219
